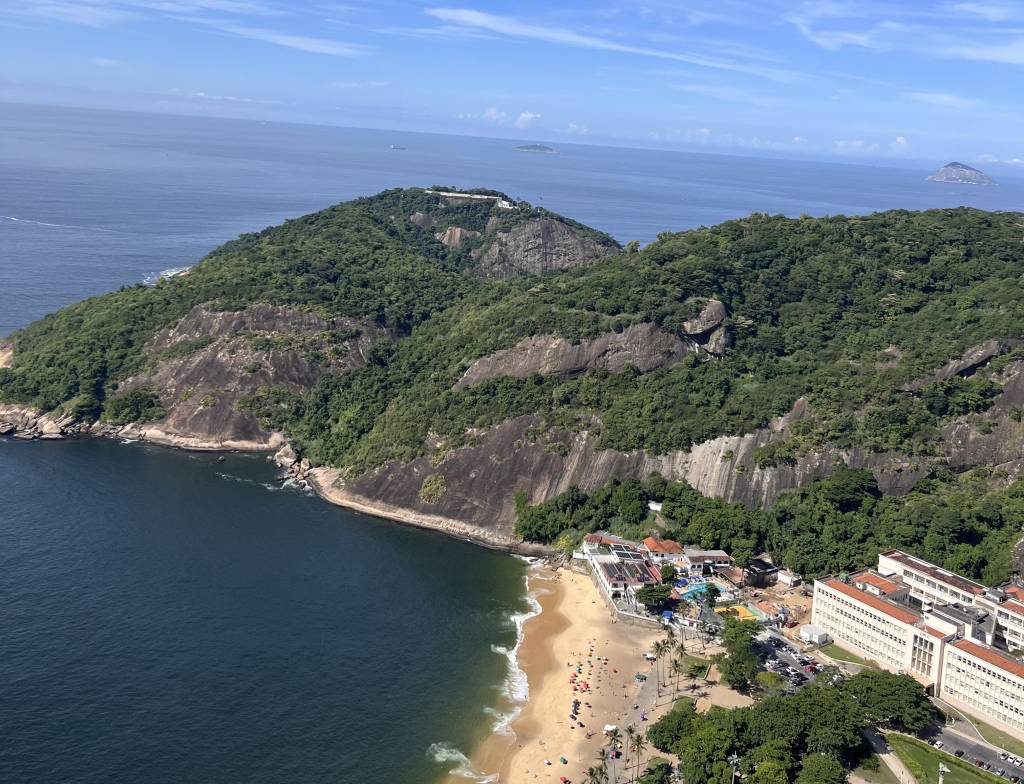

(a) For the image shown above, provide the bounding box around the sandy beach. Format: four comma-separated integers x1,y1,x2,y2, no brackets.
450,566,670,784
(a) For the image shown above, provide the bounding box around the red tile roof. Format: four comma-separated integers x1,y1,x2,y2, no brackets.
853,570,904,595
952,639,1024,680
1001,599,1024,617
642,537,684,554
922,625,949,639
823,578,922,625
1004,585,1024,601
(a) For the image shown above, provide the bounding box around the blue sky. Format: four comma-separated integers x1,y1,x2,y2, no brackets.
2,0,1024,166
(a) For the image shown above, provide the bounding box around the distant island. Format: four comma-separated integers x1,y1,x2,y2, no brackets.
926,161,995,185
515,144,555,154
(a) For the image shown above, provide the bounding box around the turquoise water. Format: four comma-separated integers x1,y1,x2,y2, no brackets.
681,583,712,601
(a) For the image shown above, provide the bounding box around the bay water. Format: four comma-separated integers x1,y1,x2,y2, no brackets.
2,102,1023,783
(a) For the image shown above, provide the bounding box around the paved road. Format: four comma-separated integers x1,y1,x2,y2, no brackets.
929,726,1024,780
864,727,918,784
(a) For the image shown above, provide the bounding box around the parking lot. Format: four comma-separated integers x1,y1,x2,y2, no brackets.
754,629,825,690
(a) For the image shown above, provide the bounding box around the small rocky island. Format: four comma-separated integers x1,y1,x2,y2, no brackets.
515,144,555,154
926,161,995,185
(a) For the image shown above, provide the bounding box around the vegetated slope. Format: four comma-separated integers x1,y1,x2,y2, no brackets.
0,187,618,446
3,192,1024,557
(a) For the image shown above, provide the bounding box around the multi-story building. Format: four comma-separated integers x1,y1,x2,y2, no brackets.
812,552,1024,742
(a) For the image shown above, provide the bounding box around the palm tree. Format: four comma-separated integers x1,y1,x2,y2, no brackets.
651,640,666,694
624,725,638,780
632,734,648,782
596,749,609,784
607,728,622,784
585,766,603,784
670,657,682,699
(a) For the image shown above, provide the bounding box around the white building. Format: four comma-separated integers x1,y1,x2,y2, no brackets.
811,554,1024,742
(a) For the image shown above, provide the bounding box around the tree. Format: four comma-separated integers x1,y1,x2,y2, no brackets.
661,563,677,583
704,583,721,609
714,618,760,690
637,758,673,784
647,699,697,753
632,734,649,782
794,753,847,784
841,670,935,733
754,670,787,696
635,584,673,612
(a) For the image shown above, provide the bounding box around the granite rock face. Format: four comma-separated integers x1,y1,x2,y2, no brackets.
453,323,699,391
435,226,480,249
470,218,619,278
115,304,386,450
334,400,927,541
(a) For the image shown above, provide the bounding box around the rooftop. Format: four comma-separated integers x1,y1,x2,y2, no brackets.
599,560,660,586
952,638,1024,680
643,536,684,554
852,569,905,595
823,577,922,625
880,549,986,596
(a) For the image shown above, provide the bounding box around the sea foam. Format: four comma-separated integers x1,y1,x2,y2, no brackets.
426,742,497,783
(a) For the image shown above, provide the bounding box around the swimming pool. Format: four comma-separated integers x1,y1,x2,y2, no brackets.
681,583,712,601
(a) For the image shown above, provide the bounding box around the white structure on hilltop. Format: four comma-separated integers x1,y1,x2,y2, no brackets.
812,551,1024,741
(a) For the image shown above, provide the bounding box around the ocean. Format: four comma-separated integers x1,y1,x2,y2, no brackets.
1,102,1023,784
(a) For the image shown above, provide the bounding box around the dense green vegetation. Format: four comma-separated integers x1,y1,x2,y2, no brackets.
515,466,1023,583
713,617,761,690
645,669,934,784
3,198,1023,475
888,736,1002,784
3,193,1024,572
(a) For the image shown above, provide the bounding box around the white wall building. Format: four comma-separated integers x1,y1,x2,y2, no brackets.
812,554,1024,742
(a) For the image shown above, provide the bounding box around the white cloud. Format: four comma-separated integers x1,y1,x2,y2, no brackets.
215,25,367,56
515,111,540,128
458,106,508,124
673,83,776,107
424,8,801,82
950,2,1023,22
565,122,589,135
905,91,978,109
890,135,908,151
792,136,808,145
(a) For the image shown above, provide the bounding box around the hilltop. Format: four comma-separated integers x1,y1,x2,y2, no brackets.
3,189,1024,568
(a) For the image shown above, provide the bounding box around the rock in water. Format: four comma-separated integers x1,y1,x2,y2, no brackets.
926,162,995,185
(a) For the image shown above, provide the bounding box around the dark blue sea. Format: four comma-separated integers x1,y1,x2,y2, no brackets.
1,102,1023,783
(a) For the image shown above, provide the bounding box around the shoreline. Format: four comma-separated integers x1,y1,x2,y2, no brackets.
0,403,553,556
447,566,664,784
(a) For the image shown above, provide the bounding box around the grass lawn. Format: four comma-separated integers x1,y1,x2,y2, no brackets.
819,643,878,668
888,735,1003,784
971,718,1024,760
853,754,900,784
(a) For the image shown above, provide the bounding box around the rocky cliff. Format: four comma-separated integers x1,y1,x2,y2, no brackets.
113,304,386,450
452,299,729,391
470,218,619,278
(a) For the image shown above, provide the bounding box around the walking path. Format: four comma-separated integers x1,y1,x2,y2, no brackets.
864,727,918,784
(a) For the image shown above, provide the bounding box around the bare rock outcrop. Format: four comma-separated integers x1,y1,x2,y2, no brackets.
453,323,698,391
115,304,386,450
941,359,1024,467
323,400,926,541
0,341,12,369
905,339,1002,390
435,226,480,249
409,211,434,229
471,219,618,278
0,403,77,440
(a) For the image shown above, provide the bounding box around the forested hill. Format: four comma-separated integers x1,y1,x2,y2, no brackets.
2,189,1024,565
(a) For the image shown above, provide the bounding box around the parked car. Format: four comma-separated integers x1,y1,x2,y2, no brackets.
954,750,965,758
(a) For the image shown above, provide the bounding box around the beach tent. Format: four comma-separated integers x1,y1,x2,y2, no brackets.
603,724,618,733
661,610,674,621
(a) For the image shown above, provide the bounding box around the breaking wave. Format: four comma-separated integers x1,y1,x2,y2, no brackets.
426,742,497,783
1,215,123,233
142,266,192,286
